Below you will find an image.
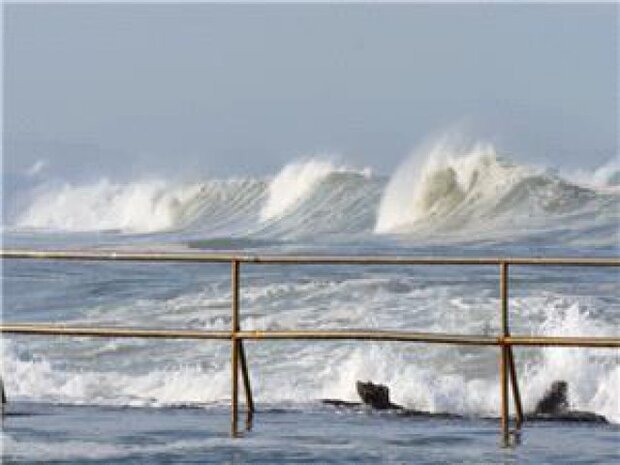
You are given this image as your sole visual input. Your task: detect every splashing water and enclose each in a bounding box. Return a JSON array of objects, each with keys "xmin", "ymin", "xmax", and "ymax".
[
  {"xmin": 15, "ymin": 179, "xmax": 204, "ymax": 233},
  {"xmin": 260, "ymin": 158, "xmax": 371, "ymax": 222},
  {"xmin": 6, "ymin": 140, "xmax": 619, "ymax": 245},
  {"xmin": 375, "ymin": 140, "xmax": 530, "ymax": 233}
]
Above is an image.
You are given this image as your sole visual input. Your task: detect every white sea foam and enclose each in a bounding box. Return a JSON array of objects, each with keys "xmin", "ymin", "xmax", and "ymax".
[
  {"xmin": 375, "ymin": 139, "xmax": 531, "ymax": 233},
  {"xmin": 15, "ymin": 179, "xmax": 205, "ymax": 233},
  {"xmin": 260, "ymin": 158, "xmax": 371, "ymax": 222},
  {"xmin": 2, "ymin": 434, "xmax": 233, "ymax": 462},
  {"xmin": 10, "ymin": 159, "xmax": 377, "ymax": 236},
  {"xmin": 565, "ymin": 157, "xmax": 620, "ymax": 190},
  {"xmin": 518, "ymin": 299, "xmax": 620, "ymax": 422},
  {"xmin": 374, "ymin": 138, "xmax": 615, "ymax": 236},
  {"xmin": 3, "ymin": 276, "xmax": 617, "ymax": 422},
  {"xmin": 8, "ymin": 147, "xmax": 617, "ymax": 243}
]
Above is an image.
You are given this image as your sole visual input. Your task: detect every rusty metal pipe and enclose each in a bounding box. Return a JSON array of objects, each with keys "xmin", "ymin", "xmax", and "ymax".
[
  {"xmin": 239, "ymin": 342, "xmax": 254, "ymax": 415},
  {"xmin": 1, "ymin": 325, "xmax": 618, "ymax": 348},
  {"xmin": 499, "ymin": 262, "xmax": 510, "ymax": 445},
  {"xmin": 231, "ymin": 260, "xmax": 240, "ymax": 437},
  {"xmin": 2, "ymin": 249, "xmax": 619, "ymax": 266},
  {"xmin": 500, "ymin": 345, "xmax": 510, "ymax": 446},
  {"xmin": 0, "ymin": 324, "xmax": 230, "ymax": 340},
  {"xmin": 507, "ymin": 347, "xmax": 524, "ymax": 429}
]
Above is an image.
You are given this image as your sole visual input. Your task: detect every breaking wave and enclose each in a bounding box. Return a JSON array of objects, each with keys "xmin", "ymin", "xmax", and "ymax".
[
  {"xmin": 260, "ymin": 158, "xmax": 371, "ymax": 221},
  {"xmin": 12, "ymin": 159, "xmax": 378, "ymax": 239},
  {"xmin": 3, "ymin": 280, "xmax": 618, "ymax": 422},
  {"xmin": 374, "ymin": 139, "xmax": 612, "ymax": 234},
  {"xmin": 10, "ymin": 146, "xmax": 619, "ymax": 243},
  {"xmin": 15, "ymin": 179, "xmax": 207, "ymax": 234},
  {"xmin": 565, "ymin": 157, "xmax": 620, "ymax": 190}
]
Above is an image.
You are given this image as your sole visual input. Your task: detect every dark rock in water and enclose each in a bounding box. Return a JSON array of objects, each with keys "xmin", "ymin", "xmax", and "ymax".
[
  {"xmin": 534, "ymin": 380, "xmax": 568, "ymax": 415},
  {"xmin": 323, "ymin": 379, "xmax": 607, "ymax": 424},
  {"xmin": 321, "ymin": 381, "xmax": 403, "ymax": 410},
  {"xmin": 321, "ymin": 399, "xmax": 362, "ymax": 408},
  {"xmin": 322, "ymin": 380, "xmax": 462, "ymax": 419},
  {"xmin": 525, "ymin": 410, "xmax": 608, "ymax": 424},
  {"xmin": 356, "ymin": 381, "xmax": 402, "ymax": 410},
  {"xmin": 528, "ymin": 380, "xmax": 607, "ymax": 424}
]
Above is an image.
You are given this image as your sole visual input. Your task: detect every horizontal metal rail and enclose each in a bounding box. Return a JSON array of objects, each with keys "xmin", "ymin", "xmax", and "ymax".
[
  {"xmin": 0, "ymin": 324, "xmax": 230, "ymax": 340},
  {"xmin": 2, "ymin": 249, "xmax": 619, "ymax": 266},
  {"xmin": 2, "ymin": 325, "xmax": 619, "ymax": 348},
  {"xmin": 504, "ymin": 335, "xmax": 620, "ymax": 348},
  {"xmin": 1, "ymin": 249, "xmax": 619, "ymax": 445}
]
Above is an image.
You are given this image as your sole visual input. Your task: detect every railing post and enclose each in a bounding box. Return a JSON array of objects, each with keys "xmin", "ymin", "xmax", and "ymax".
[
  {"xmin": 231, "ymin": 259, "xmax": 240, "ymax": 437},
  {"xmin": 508, "ymin": 346, "xmax": 524, "ymax": 429},
  {"xmin": 230, "ymin": 259, "xmax": 255, "ymax": 436},
  {"xmin": 239, "ymin": 342, "xmax": 255, "ymax": 428},
  {"xmin": 499, "ymin": 261, "xmax": 524, "ymax": 433},
  {"xmin": 499, "ymin": 262, "xmax": 510, "ymax": 446}
]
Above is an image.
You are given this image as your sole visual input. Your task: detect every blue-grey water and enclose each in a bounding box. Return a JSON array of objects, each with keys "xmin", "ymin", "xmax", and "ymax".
[{"xmin": 2, "ymin": 147, "xmax": 619, "ymax": 463}]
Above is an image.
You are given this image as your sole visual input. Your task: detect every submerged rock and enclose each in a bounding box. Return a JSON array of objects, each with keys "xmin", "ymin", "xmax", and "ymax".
[
  {"xmin": 525, "ymin": 410, "xmax": 608, "ymax": 423},
  {"xmin": 322, "ymin": 380, "xmax": 460, "ymax": 418},
  {"xmin": 356, "ymin": 381, "xmax": 402, "ymax": 410},
  {"xmin": 323, "ymin": 379, "xmax": 608, "ymax": 424},
  {"xmin": 526, "ymin": 380, "xmax": 607, "ymax": 424},
  {"xmin": 534, "ymin": 380, "xmax": 569, "ymax": 415}
]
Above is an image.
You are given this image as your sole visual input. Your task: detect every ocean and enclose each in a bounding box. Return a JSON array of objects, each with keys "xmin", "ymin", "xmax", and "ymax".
[{"xmin": 2, "ymin": 142, "xmax": 619, "ymax": 463}]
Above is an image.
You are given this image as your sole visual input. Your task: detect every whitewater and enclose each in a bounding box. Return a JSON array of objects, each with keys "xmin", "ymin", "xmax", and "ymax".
[{"xmin": 2, "ymin": 140, "xmax": 619, "ymax": 463}]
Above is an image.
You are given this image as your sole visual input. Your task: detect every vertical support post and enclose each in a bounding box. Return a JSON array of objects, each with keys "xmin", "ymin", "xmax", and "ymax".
[
  {"xmin": 500, "ymin": 344, "xmax": 510, "ymax": 445},
  {"xmin": 507, "ymin": 347, "xmax": 524, "ymax": 429},
  {"xmin": 231, "ymin": 260, "xmax": 240, "ymax": 437},
  {"xmin": 239, "ymin": 344, "xmax": 254, "ymax": 412},
  {"xmin": 239, "ymin": 342, "xmax": 255, "ymax": 428},
  {"xmin": 500, "ymin": 262, "xmax": 524, "ymax": 431},
  {"xmin": 499, "ymin": 261, "xmax": 510, "ymax": 446}
]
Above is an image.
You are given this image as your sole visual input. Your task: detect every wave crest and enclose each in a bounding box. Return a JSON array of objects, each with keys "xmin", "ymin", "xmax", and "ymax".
[
  {"xmin": 375, "ymin": 141, "xmax": 525, "ymax": 233},
  {"xmin": 9, "ymin": 146, "xmax": 617, "ymax": 243},
  {"xmin": 260, "ymin": 158, "xmax": 371, "ymax": 222},
  {"xmin": 15, "ymin": 179, "xmax": 205, "ymax": 233},
  {"xmin": 374, "ymin": 139, "xmax": 610, "ymax": 235}
]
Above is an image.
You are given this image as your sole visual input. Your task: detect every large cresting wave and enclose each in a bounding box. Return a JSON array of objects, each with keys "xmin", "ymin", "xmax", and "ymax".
[
  {"xmin": 15, "ymin": 179, "xmax": 207, "ymax": 233},
  {"xmin": 12, "ymin": 159, "xmax": 378, "ymax": 239},
  {"xmin": 374, "ymin": 139, "xmax": 618, "ymax": 239},
  {"xmin": 10, "ymin": 143, "xmax": 619, "ymax": 244}
]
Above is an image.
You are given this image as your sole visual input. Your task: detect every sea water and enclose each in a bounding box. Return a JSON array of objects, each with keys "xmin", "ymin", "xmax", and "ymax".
[{"xmin": 2, "ymin": 141, "xmax": 619, "ymax": 463}]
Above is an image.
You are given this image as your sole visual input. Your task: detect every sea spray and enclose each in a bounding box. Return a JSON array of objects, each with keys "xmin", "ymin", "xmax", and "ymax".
[
  {"xmin": 374, "ymin": 139, "xmax": 529, "ymax": 233},
  {"xmin": 8, "ymin": 148, "xmax": 618, "ymax": 244},
  {"xmin": 15, "ymin": 179, "xmax": 205, "ymax": 233},
  {"xmin": 373, "ymin": 139, "xmax": 613, "ymax": 237},
  {"xmin": 260, "ymin": 159, "xmax": 341, "ymax": 221},
  {"xmin": 564, "ymin": 157, "xmax": 620, "ymax": 190},
  {"xmin": 3, "ymin": 274, "xmax": 617, "ymax": 422},
  {"xmin": 260, "ymin": 158, "xmax": 372, "ymax": 222}
]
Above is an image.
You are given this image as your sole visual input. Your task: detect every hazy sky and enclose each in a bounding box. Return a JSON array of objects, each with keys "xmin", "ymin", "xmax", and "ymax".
[{"xmin": 4, "ymin": 3, "xmax": 618, "ymax": 179}]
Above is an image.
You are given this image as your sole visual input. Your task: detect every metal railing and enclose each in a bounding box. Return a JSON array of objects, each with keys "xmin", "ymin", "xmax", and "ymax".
[{"xmin": 1, "ymin": 249, "xmax": 619, "ymax": 445}]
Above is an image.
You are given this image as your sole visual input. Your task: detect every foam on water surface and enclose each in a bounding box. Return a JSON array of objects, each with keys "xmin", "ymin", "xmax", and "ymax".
[
  {"xmin": 3, "ymin": 270, "xmax": 618, "ymax": 422},
  {"xmin": 3, "ymin": 137, "xmax": 619, "ymax": 463}
]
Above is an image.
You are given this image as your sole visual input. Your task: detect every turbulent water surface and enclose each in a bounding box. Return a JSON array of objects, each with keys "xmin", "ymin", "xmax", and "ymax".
[{"xmin": 2, "ymin": 141, "xmax": 619, "ymax": 463}]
